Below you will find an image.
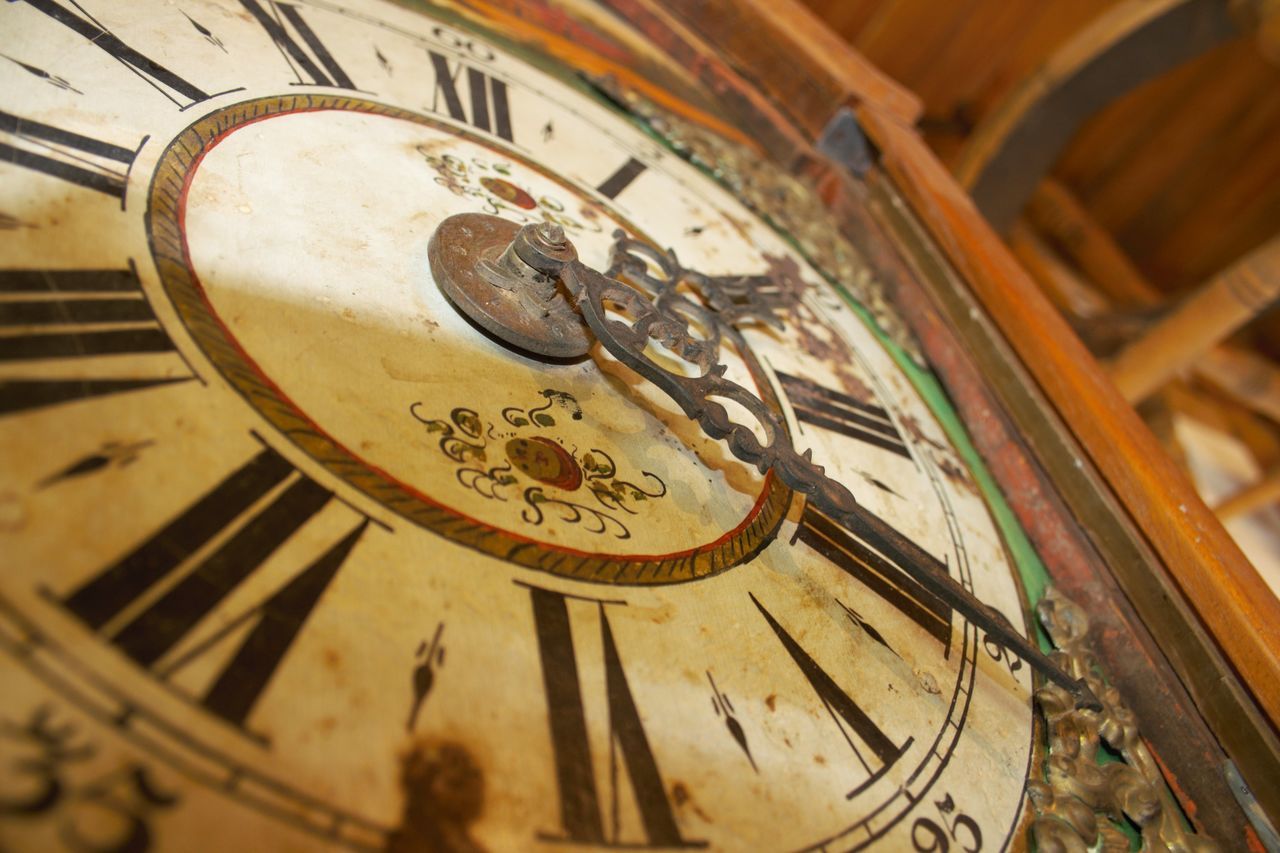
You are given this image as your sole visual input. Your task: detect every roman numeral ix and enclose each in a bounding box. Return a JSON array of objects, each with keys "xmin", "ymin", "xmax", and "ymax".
[{"xmin": 0, "ymin": 268, "xmax": 192, "ymax": 417}]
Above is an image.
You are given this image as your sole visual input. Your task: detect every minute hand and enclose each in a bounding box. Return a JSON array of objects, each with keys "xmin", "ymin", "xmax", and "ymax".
[{"xmin": 553, "ymin": 250, "xmax": 1101, "ymax": 712}]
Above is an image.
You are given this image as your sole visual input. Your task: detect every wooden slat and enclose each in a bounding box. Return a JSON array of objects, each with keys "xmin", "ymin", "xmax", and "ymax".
[
  {"xmin": 643, "ymin": 0, "xmax": 923, "ymax": 136},
  {"xmin": 1198, "ymin": 345, "xmax": 1280, "ymax": 425},
  {"xmin": 1026, "ymin": 180, "xmax": 1280, "ymax": 426},
  {"xmin": 1217, "ymin": 467, "xmax": 1280, "ymax": 520},
  {"xmin": 953, "ymin": 0, "xmax": 1242, "ymax": 231},
  {"xmin": 857, "ymin": 102, "xmax": 1280, "ymax": 725},
  {"xmin": 1006, "ymin": 221, "xmax": 1111, "ymax": 318},
  {"xmin": 1109, "ymin": 236, "xmax": 1280, "ymax": 403},
  {"xmin": 1026, "ymin": 179, "xmax": 1163, "ymax": 307}
]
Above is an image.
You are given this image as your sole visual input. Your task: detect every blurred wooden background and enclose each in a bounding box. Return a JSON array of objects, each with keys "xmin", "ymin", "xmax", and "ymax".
[
  {"xmin": 801, "ymin": 0, "xmax": 1280, "ymax": 574},
  {"xmin": 802, "ymin": 0, "xmax": 1279, "ymax": 311}
]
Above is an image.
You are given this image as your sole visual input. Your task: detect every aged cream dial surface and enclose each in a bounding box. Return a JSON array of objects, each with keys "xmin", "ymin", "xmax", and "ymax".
[{"xmin": 1, "ymin": 1, "xmax": 1034, "ymax": 849}]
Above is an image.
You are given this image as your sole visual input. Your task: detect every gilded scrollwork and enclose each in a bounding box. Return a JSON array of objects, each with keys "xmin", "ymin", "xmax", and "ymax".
[
  {"xmin": 415, "ymin": 146, "xmax": 603, "ymax": 234},
  {"xmin": 410, "ymin": 390, "xmax": 667, "ymax": 539},
  {"xmin": 1031, "ymin": 587, "xmax": 1220, "ymax": 852}
]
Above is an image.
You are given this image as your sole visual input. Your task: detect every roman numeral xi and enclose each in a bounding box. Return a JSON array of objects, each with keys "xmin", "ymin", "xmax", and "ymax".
[{"xmin": 56, "ymin": 445, "xmax": 369, "ymax": 733}]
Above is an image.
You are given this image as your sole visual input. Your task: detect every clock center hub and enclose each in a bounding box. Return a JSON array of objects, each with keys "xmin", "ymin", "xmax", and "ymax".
[{"xmin": 428, "ymin": 213, "xmax": 591, "ymax": 359}]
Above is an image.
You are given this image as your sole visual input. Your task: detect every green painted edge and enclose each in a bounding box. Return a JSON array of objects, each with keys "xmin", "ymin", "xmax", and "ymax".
[{"xmin": 836, "ymin": 289, "xmax": 1055, "ymax": 650}]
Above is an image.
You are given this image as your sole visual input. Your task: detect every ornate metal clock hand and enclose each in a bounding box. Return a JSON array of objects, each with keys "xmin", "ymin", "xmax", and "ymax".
[{"xmin": 430, "ymin": 214, "xmax": 1100, "ymax": 712}]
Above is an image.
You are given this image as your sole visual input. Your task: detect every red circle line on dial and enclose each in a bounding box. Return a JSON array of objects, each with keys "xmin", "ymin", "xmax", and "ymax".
[{"xmin": 147, "ymin": 93, "xmax": 792, "ymax": 585}]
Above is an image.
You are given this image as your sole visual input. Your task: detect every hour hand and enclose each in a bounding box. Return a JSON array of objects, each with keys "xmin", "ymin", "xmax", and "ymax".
[{"xmin": 428, "ymin": 214, "xmax": 1101, "ymax": 712}]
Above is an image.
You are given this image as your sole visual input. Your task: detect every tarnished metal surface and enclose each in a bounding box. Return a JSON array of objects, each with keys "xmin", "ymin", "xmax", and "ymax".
[
  {"xmin": 1032, "ymin": 587, "xmax": 1220, "ymax": 852},
  {"xmin": 429, "ymin": 215, "xmax": 591, "ymax": 358}
]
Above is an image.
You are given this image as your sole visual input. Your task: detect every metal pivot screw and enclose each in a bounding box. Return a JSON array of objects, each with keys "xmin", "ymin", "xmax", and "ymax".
[
  {"xmin": 428, "ymin": 212, "xmax": 591, "ymax": 359},
  {"xmin": 483, "ymin": 221, "xmax": 577, "ymax": 304}
]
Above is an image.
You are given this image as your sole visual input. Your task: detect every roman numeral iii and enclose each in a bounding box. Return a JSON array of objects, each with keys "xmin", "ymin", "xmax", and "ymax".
[
  {"xmin": 777, "ymin": 370, "xmax": 911, "ymax": 460},
  {"xmin": 0, "ymin": 110, "xmax": 139, "ymax": 200}
]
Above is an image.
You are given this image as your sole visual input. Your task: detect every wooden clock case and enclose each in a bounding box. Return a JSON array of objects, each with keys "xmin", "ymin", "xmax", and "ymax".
[{"xmin": 421, "ymin": 0, "xmax": 1280, "ymax": 843}]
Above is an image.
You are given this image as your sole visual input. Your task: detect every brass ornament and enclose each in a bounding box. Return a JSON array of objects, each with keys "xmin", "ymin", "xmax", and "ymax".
[
  {"xmin": 589, "ymin": 75, "xmax": 924, "ymax": 363},
  {"xmin": 1032, "ymin": 587, "xmax": 1220, "ymax": 852}
]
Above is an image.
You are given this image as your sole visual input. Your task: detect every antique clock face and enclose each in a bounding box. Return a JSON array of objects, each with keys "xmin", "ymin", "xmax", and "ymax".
[{"xmin": 0, "ymin": 1, "xmax": 1037, "ymax": 849}]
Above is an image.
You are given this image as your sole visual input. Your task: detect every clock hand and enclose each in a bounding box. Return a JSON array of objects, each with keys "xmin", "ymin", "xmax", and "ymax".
[{"xmin": 430, "ymin": 215, "xmax": 1101, "ymax": 712}]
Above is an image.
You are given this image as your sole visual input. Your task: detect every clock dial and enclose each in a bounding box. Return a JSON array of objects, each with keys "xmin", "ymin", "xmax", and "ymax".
[{"xmin": 0, "ymin": 1, "xmax": 1035, "ymax": 850}]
